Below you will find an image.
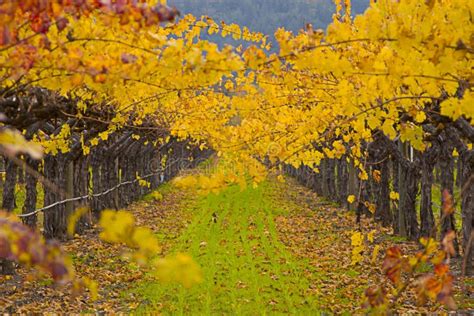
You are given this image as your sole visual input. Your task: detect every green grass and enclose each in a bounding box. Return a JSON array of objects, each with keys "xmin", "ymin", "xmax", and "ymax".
[
  {"xmin": 414, "ymin": 262, "xmax": 432, "ymax": 274},
  {"xmin": 343, "ymin": 269, "xmax": 360, "ymax": 278},
  {"xmin": 383, "ymin": 235, "xmax": 408, "ymax": 243},
  {"xmin": 0, "ymin": 182, "xmax": 44, "ymax": 215},
  {"xmin": 464, "ymin": 279, "xmax": 474, "ymax": 287},
  {"xmin": 141, "ymin": 190, "xmax": 164, "ymax": 203},
  {"xmin": 132, "ymin": 182, "xmax": 325, "ymax": 315}
]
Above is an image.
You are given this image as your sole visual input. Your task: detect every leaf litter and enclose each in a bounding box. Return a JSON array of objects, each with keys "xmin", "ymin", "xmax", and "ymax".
[{"xmin": 1, "ymin": 176, "xmax": 472, "ymax": 313}]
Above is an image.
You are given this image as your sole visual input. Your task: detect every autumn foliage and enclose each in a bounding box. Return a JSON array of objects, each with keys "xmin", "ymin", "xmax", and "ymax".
[
  {"xmin": 0, "ymin": 0, "xmax": 473, "ymax": 313},
  {"xmin": 0, "ymin": 0, "xmax": 179, "ymax": 45},
  {"xmin": 0, "ymin": 212, "xmax": 74, "ymax": 283},
  {"xmin": 364, "ymin": 188, "xmax": 462, "ymax": 312}
]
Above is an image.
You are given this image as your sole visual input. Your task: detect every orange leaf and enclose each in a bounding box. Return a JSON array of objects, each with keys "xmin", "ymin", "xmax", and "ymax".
[
  {"xmin": 442, "ymin": 189, "xmax": 455, "ymax": 215},
  {"xmin": 363, "ymin": 285, "xmax": 387, "ymax": 308},
  {"xmin": 441, "ymin": 230, "xmax": 456, "ymax": 257},
  {"xmin": 434, "ymin": 263, "xmax": 449, "ymax": 277},
  {"xmin": 372, "ymin": 170, "xmax": 381, "ymax": 183},
  {"xmin": 382, "ymin": 247, "xmax": 407, "ymax": 284}
]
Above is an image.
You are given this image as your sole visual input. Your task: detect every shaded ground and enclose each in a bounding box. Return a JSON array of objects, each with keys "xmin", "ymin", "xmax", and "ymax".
[
  {"xmin": 1, "ymin": 176, "xmax": 473, "ymax": 313},
  {"xmin": 0, "ymin": 183, "xmax": 195, "ymax": 313}
]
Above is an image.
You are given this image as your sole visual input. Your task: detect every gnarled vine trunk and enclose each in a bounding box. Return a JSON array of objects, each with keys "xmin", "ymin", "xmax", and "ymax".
[{"xmin": 1, "ymin": 158, "xmax": 17, "ymax": 274}]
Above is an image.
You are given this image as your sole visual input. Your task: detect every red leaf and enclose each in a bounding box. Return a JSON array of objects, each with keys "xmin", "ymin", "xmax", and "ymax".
[
  {"xmin": 382, "ymin": 247, "xmax": 406, "ymax": 284},
  {"xmin": 0, "ymin": 26, "xmax": 12, "ymax": 45},
  {"xmin": 121, "ymin": 53, "xmax": 137, "ymax": 64},
  {"xmin": 434, "ymin": 263, "xmax": 449, "ymax": 276},
  {"xmin": 442, "ymin": 189, "xmax": 455, "ymax": 215},
  {"xmin": 363, "ymin": 285, "xmax": 387, "ymax": 308},
  {"xmin": 56, "ymin": 17, "xmax": 69, "ymax": 32}
]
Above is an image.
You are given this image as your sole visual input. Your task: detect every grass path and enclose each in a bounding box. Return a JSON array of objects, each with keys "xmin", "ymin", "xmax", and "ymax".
[
  {"xmin": 134, "ymin": 175, "xmax": 474, "ymax": 314},
  {"xmin": 134, "ymin": 179, "xmax": 373, "ymax": 314},
  {"xmin": 135, "ymin": 182, "xmax": 314, "ymax": 314}
]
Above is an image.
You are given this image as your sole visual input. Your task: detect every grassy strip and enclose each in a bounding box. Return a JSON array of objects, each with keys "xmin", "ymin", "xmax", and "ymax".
[
  {"xmin": 129, "ymin": 174, "xmax": 473, "ymax": 313},
  {"xmin": 133, "ymin": 182, "xmax": 324, "ymax": 315}
]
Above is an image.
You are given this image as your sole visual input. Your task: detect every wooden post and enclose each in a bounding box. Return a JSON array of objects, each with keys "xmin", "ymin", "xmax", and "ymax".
[
  {"xmin": 461, "ymin": 152, "xmax": 473, "ymax": 275},
  {"xmin": 420, "ymin": 145, "xmax": 437, "ymax": 238},
  {"xmin": 398, "ymin": 141, "xmax": 408, "ymax": 237},
  {"xmin": 23, "ymin": 158, "xmax": 39, "ymax": 228},
  {"xmin": 2, "ymin": 158, "xmax": 17, "ymax": 211},
  {"xmin": 1, "ymin": 158, "xmax": 17, "ymax": 275},
  {"xmin": 65, "ymin": 161, "xmax": 74, "ymax": 214},
  {"xmin": 114, "ymin": 157, "xmax": 119, "ymax": 209},
  {"xmin": 439, "ymin": 139, "xmax": 459, "ymax": 254},
  {"xmin": 321, "ymin": 159, "xmax": 329, "ymax": 198},
  {"xmin": 348, "ymin": 159, "xmax": 357, "ymax": 211}
]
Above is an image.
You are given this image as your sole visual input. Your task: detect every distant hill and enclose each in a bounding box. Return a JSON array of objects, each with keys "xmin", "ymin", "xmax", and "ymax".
[{"xmin": 168, "ymin": 0, "xmax": 370, "ymax": 48}]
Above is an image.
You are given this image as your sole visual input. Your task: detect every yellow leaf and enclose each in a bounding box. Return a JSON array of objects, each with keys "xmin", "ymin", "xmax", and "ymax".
[
  {"xmin": 99, "ymin": 210, "xmax": 135, "ymax": 243},
  {"xmin": 347, "ymin": 195, "xmax": 356, "ymax": 204},
  {"xmin": 358, "ymin": 170, "xmax": 369, "ymax": 181},
  {"xmin": 371, "ymin": 245, "xmax": 381, "ymax": 263},
  {"xmin": 67, "ymin": 207, "xmax": 89, "ymax": 237},
  {"xmin": 367, "ymin": 203, "xmax": 376, "ymax": 214},
  {"xmin": 173, "ymin": 175, "xmax": 198, "ymax": 188},
  {"xmin": 153, "ymin": 253, "xmax": 202, "ymax": 288},
  {"xmin": 99, "ymin": 131, "xmax": 109, "ymax": 141},
  {"xmin": 390, "ymin": 191, "xmax": 399, "ymax": 200},
  {"xmin": 367, "ymin": 230, "xmax": 376, "ymax": 243},
  {"xmin": 0, "ymin": 129, "xmax": 43, "ymax": 159},
  {"xmin": 415, "ymin": 111, "xmax": 426, "ymax": 123},
  {"xmin": 90, "ymin": 138, "xmax": 99, "ymax": 146},
  {"xmin": 382, "ymin": 119, "xmax": 397, "ymax": 139},
  {"xmin": 351, "ymin": 231, "xmax": 363, "ymax": 246}
]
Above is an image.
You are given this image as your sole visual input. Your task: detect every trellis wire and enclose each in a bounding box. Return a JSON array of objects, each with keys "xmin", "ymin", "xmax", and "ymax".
[{"xmin": 18, "ymin": 171, "xmax": 164, "ymax": 218}]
